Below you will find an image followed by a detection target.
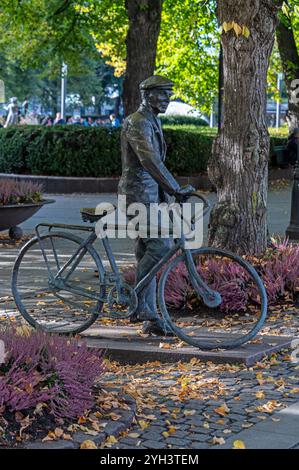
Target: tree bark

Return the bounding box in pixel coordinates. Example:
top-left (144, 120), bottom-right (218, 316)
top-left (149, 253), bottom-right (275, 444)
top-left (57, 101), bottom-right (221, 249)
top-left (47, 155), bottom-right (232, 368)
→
top-left (276, 13), bottom-right (299, 131)
top-left (208, 0), bottom-right (278, 255)
top-left (122, 0), bottom-right (163, 116)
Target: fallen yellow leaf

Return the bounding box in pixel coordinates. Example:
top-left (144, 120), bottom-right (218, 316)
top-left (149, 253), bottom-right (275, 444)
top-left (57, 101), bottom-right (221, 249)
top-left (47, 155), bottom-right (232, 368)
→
top-left (106, 435), bottom-right (118, 444)
top-left (168, 426), bottom-right (176, 434)
top-left (80, 440), bottom-right (97, 449)
top-left (233, 440), bottom-right (246, 449)
top-left (138, 420), bottom-right (149, 430)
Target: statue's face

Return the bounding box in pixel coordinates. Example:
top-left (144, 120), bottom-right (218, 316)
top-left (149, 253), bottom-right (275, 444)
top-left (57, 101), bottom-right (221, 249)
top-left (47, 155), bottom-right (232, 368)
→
top-left (146, 88), bottom-right (173, 114)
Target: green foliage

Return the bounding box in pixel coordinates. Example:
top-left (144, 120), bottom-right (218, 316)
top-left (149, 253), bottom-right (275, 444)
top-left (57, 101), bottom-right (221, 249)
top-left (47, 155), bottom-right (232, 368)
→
top-left (0, 126), bottom-right (288, 178)
top-left (0, 0), bottom-right (99, 76)
top-left (22, 126), bottom-right (121, 177)
top-left (0, 126), bottom-right (39, 172)
top-left (271, 0), bottom-right (299, 96)
top-left (0, 0), bottom-right (219, 113)
top-left (163, 127), bottom-right (212, 175)
top-left (2, 0), bottom-right (295, 117)
top-left (157, 0), bottom-right (219, 114)
top-left (160, 115), bottom-right (209, 126)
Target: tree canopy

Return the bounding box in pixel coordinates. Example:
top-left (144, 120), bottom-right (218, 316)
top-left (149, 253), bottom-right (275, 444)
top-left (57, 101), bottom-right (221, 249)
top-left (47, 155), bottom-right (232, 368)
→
top-left (0, 0), bottom-right (297, 114)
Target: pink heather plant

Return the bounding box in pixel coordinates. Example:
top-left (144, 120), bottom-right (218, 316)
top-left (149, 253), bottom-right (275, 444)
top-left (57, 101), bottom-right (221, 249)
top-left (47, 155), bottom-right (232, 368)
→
top-left (0, 328), bottom-right (104, 419)
top-left (0, 179), bottom-right (42, 205)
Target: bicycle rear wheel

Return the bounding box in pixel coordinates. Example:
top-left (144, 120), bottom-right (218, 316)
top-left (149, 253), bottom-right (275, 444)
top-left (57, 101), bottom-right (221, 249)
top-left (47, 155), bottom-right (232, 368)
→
top-left (158, 247), bottom-right (267, 349)
top-left (12, 232), bottom-right (105, 334)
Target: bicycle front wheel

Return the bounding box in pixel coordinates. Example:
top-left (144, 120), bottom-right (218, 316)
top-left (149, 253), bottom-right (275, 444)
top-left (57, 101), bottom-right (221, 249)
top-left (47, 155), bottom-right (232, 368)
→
top-left (12, 232), bottom-right (105, 334)
top-left (158, 247), bottom-right (267, 349)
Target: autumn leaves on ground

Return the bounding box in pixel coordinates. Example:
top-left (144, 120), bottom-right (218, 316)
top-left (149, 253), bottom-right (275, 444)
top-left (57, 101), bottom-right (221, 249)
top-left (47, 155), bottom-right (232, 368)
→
top-left (2, 321), bottom-right (299, 450)
top-left (100, 353), bottom-right (299, 450)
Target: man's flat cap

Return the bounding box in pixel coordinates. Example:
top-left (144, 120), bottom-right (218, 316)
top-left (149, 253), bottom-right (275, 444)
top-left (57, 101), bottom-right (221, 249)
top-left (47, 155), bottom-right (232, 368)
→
top-left (139, 75), bottom-right (174, 90)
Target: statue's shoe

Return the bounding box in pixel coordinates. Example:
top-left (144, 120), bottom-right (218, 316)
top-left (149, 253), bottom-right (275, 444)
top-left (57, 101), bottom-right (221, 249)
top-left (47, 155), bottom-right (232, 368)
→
top-left (129, 308), bottom-right (157, 324)
top-left (141, 319), bottom-right (175, 336)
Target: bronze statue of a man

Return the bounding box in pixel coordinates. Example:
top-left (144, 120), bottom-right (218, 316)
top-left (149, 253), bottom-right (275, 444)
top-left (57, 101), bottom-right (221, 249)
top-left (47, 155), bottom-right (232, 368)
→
top-left (118, 75), bottom-right (194, 335)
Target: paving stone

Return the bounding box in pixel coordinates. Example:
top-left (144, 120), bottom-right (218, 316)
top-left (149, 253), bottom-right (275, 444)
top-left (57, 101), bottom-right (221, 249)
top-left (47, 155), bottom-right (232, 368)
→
top-left (237, 372), bottom-right (255, 379)
top-left (188, 433), bottom-right (210, 443)
top-left (105, 421), bottom-right (127, 436)
top-left (25, 440), bottom-right (76, 449)
top-left (175, 417), bottom-right (191, 424)
top-left (187, 425), bottom-right (210, 434)
top-left (227, 413), bottom-right (246, 421)
top-left (209, 423), bottom-right (230, 430)
top-left (119, 437), bottom-right (140, 446)
top-left (142, 440), bottom-right (166, 449)
top-left (190, 442), bottom-right (209, 449)
top-left (164, 437), bottom-right (189, 447)
top-left (72, 431), bottom-right (106, 446)
top-left (248, 417), bottom-right (264, 424)
top-left (205, 400), bottom-right (226, 406)
top-left (140, 431), bottom-right (163, 441)
top-left (168, 431), bottom-right (188, 439)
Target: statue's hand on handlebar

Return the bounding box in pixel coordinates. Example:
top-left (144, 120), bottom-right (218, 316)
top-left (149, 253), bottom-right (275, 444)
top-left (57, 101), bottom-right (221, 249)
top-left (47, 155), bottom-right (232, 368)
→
top-left (175, 184), bottom-right (196, 202)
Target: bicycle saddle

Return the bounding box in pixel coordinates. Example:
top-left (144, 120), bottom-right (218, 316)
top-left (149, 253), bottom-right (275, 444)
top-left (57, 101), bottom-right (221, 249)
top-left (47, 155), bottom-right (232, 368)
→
top-left (80, 204), bottom-right (116, 223)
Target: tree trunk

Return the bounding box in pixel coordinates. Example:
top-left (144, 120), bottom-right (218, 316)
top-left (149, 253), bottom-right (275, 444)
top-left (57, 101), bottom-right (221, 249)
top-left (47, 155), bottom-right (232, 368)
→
top-left (208, 0), bottom-right (278, 255)
top-left (122, 0), bottom-right (163, 116)
top-left (276, 13), bottom-right (299, 131)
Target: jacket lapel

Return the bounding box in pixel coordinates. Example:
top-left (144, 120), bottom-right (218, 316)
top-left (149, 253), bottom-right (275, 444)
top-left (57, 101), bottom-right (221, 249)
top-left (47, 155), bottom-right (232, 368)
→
top-left (139, 105), bottom-right (166, 159)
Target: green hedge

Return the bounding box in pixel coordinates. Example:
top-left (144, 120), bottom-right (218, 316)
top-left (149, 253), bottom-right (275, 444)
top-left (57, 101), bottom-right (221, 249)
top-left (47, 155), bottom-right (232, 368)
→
top-left (160, 115), bottom-right (209, 126)
top-left (0, 125), bottom-right (287, 178)
top-left (0, 125), bottom-right (211, 177)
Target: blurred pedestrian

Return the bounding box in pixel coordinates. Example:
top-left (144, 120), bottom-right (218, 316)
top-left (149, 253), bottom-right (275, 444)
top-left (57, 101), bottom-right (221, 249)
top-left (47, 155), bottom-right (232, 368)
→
top-left (87, 117), bottom-right (94, 126)
top-left (109, 113), bottom-right (120, 128)
top-left (54, 112), bottom-right (65, 125)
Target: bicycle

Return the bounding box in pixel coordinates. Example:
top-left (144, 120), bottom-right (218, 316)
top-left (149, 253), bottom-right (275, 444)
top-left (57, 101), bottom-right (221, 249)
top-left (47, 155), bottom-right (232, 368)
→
top-left (12, 193), bottom-right (268, 350)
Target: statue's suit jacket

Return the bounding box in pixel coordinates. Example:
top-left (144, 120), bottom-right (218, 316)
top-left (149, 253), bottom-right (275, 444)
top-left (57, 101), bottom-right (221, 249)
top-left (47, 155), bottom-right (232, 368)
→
top-left (118, 104), bottom-right (180, 206)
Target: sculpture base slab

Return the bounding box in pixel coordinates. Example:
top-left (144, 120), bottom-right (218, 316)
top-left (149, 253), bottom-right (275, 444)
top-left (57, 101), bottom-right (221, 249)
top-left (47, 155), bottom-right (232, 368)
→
top-left (81, 325), bottom-right (293, 367)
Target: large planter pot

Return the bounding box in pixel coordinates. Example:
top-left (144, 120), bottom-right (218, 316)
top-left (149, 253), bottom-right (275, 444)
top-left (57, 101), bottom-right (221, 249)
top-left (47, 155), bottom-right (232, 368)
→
top-left (0, 199), bottom-right (55, 239)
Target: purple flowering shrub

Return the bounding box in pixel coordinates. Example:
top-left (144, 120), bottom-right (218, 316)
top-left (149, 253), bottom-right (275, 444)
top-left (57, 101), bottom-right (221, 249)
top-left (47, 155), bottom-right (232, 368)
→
top-left (0, 328), bottom-right (104, 419)
top-left (196, 257), bottom-right (250, 312)
top-left (122, 239), bottom-right (299, 312)
top-left (0, 179), bottom-right (42, 205)
top-left (163, 261), bottom-right (192, 308)
top-left (258, 239), bottom-right (299, 303)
